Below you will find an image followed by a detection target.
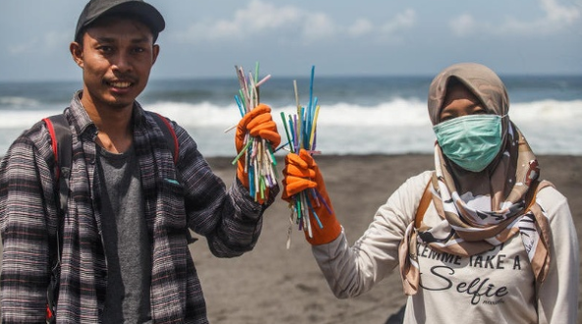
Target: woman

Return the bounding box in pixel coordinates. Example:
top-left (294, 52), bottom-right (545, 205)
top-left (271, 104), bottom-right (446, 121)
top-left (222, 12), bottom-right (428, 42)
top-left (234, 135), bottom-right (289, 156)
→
top-left (282, 63), bottom-right (578, 323)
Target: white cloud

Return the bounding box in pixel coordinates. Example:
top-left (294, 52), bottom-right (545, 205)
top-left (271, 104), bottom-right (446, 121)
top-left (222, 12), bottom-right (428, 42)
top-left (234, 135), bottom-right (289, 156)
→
top-left (449, 0), bottom-right (580, 37)
top-left (347, 19), bottom-right (374, 37)
top-left (171, 0), bottom-right (301, 42)
top-left (171, 0), bottom-right (415, 44)
top-left (301, 13), bottom-right (336, 41)
top-left (450, 14), bottom-right (477, 37)
top-left (380, 9), bottom-right (417, 34)
top-left (233, 0), bottom-right (302, 32)
top-left (541, 0), bottom-right (580, 23)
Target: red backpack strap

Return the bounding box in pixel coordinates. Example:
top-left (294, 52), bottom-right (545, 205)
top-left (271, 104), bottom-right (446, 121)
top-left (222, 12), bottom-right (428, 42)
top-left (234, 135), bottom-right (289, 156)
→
top-left (42, 114), bottom-right (71, 323)
top-left (43, 115), bottom-right (72, 212)
top-left (152, 113), bottom-right (179, 164)
top-left (43, 117), bottom-right (60, 179)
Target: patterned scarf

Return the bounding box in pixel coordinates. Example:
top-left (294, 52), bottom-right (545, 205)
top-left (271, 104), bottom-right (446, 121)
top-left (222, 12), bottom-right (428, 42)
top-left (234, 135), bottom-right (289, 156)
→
top-left (398, 63), bottom-right (552, 296)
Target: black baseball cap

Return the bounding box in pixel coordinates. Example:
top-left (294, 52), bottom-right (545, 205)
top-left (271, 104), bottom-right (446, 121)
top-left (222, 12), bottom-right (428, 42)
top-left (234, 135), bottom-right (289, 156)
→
top-left (75, 0), bottom-right (165, 42)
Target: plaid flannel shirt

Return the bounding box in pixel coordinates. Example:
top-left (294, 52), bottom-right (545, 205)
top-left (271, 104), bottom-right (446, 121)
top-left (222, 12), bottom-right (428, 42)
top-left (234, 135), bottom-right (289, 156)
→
top-left (0, 91), bottom-right (277, 323)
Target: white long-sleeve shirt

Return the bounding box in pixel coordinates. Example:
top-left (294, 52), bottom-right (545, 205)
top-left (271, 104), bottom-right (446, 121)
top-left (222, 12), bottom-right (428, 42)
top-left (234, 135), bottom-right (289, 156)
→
top-left (313, 171), bottom-right (579, 324)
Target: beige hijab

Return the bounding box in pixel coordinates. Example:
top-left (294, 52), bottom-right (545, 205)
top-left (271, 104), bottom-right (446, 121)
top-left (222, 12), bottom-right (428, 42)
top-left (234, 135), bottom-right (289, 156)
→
top-left (399, 63), bottom-right (551, 296)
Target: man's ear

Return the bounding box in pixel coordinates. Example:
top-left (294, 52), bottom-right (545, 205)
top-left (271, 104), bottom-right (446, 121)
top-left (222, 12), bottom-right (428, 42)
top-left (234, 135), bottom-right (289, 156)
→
top-left (152, 44), bottom-right (160, 66)
top-left (70, 41), bottom-right (84, 68)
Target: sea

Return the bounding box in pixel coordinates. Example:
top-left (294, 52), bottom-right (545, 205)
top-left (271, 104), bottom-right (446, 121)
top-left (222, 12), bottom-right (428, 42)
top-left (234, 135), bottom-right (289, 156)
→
top-left (1, 75), bottom-right (581, 157)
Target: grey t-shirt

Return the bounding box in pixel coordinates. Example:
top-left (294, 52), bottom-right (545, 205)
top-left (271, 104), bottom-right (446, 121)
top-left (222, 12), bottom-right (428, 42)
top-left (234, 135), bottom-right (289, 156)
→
top-left (97, 145), bottom-right (152, 323)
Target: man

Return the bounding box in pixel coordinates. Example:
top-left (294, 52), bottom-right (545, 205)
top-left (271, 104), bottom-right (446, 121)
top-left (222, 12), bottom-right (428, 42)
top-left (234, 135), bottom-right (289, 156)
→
top-left (0, 0), bottom-right (280, 322)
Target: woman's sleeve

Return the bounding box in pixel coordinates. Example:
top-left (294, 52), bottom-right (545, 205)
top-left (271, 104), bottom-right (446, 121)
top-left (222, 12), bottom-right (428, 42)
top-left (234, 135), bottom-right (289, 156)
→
top-left (312, 171), bottom-right (432, 298)
top-left (536, 187), bottom-right (579, 323)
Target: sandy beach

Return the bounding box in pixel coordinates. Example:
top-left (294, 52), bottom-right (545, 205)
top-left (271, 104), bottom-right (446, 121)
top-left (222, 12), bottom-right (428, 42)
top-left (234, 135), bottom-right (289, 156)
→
top-left (0, 154), bottom-right (580, 323)
top-left (198, 154), bottom-right (582, 324)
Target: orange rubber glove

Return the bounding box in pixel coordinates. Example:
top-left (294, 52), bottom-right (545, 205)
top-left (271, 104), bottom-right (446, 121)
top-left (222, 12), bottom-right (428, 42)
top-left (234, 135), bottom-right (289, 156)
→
top-left (235, 104), bottom-right (281, 189)
top-left (282, 149), bottom-right (342, 245)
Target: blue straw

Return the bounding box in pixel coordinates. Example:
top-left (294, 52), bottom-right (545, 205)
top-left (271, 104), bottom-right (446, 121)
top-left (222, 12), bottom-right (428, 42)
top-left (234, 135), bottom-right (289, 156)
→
top-left (304, 193), bottom-right (323, 229)
top-left (234, 95), bottom-right (245, 118)
top-left (308, 65), bottom-right (315, 112)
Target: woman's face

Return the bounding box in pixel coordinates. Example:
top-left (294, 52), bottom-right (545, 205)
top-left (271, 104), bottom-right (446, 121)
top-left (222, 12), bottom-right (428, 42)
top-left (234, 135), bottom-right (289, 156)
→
top-left (439, 82), bottom-right (487, 123)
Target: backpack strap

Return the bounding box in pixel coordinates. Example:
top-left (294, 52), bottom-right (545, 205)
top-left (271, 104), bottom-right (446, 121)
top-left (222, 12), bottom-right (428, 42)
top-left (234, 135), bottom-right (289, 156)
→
top-left (43, 115), bottom-right (72, 212)
top-left (414, 177), bottom-right (434, 228)
top-left (152, 113), bottom-right (179, 164)
top-left (42, 115), bottom-right (71, 324)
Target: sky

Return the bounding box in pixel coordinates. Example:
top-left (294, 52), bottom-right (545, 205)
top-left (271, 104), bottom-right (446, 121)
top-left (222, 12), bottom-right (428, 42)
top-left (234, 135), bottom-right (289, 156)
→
top-left (1, 0), bottom-right (581, 82)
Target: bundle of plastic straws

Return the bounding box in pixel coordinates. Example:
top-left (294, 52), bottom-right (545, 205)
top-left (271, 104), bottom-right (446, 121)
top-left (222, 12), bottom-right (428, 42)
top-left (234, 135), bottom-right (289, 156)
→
top-left (281, 66), bottom-right (329, 248)
top-left (230, 63), bottom-right (278, 202)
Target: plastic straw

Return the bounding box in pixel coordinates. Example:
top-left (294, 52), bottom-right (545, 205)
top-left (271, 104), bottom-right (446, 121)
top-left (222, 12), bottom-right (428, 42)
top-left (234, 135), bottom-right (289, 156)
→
top-left (281, 65), bottom-right (330, 246)
top-left (231, 63), bottom-right (278, 202)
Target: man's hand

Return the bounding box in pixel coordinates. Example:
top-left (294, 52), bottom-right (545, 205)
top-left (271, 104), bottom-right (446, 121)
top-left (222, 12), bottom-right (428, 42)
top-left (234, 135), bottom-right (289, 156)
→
top-left (235, 104), bottom-right (280, 198)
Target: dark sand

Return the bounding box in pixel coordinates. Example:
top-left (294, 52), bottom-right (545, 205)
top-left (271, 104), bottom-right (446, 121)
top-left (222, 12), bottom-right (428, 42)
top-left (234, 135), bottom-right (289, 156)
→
top-left (1, 154), bottom-right (580, 323)
top-left (196, 154), bottom-right (582, 324)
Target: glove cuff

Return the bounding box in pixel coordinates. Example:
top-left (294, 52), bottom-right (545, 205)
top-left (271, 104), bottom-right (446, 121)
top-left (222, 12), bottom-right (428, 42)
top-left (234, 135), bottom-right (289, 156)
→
top-left (304, 208), bottom-right (342, 245)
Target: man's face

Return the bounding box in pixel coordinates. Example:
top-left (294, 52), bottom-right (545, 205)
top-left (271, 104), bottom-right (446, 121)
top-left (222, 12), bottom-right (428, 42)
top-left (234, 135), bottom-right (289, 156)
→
top-left (71, 17), bottom-right (159, 111)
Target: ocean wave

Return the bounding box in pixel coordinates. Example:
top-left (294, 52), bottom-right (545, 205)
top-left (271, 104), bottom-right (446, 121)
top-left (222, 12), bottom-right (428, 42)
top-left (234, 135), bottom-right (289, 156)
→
top-left (0, 98), bottom-right (580, 156)
top-left (0, 98), bottom-right (580, 128)
top-left (144, 98), bottom-right (582, 129)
